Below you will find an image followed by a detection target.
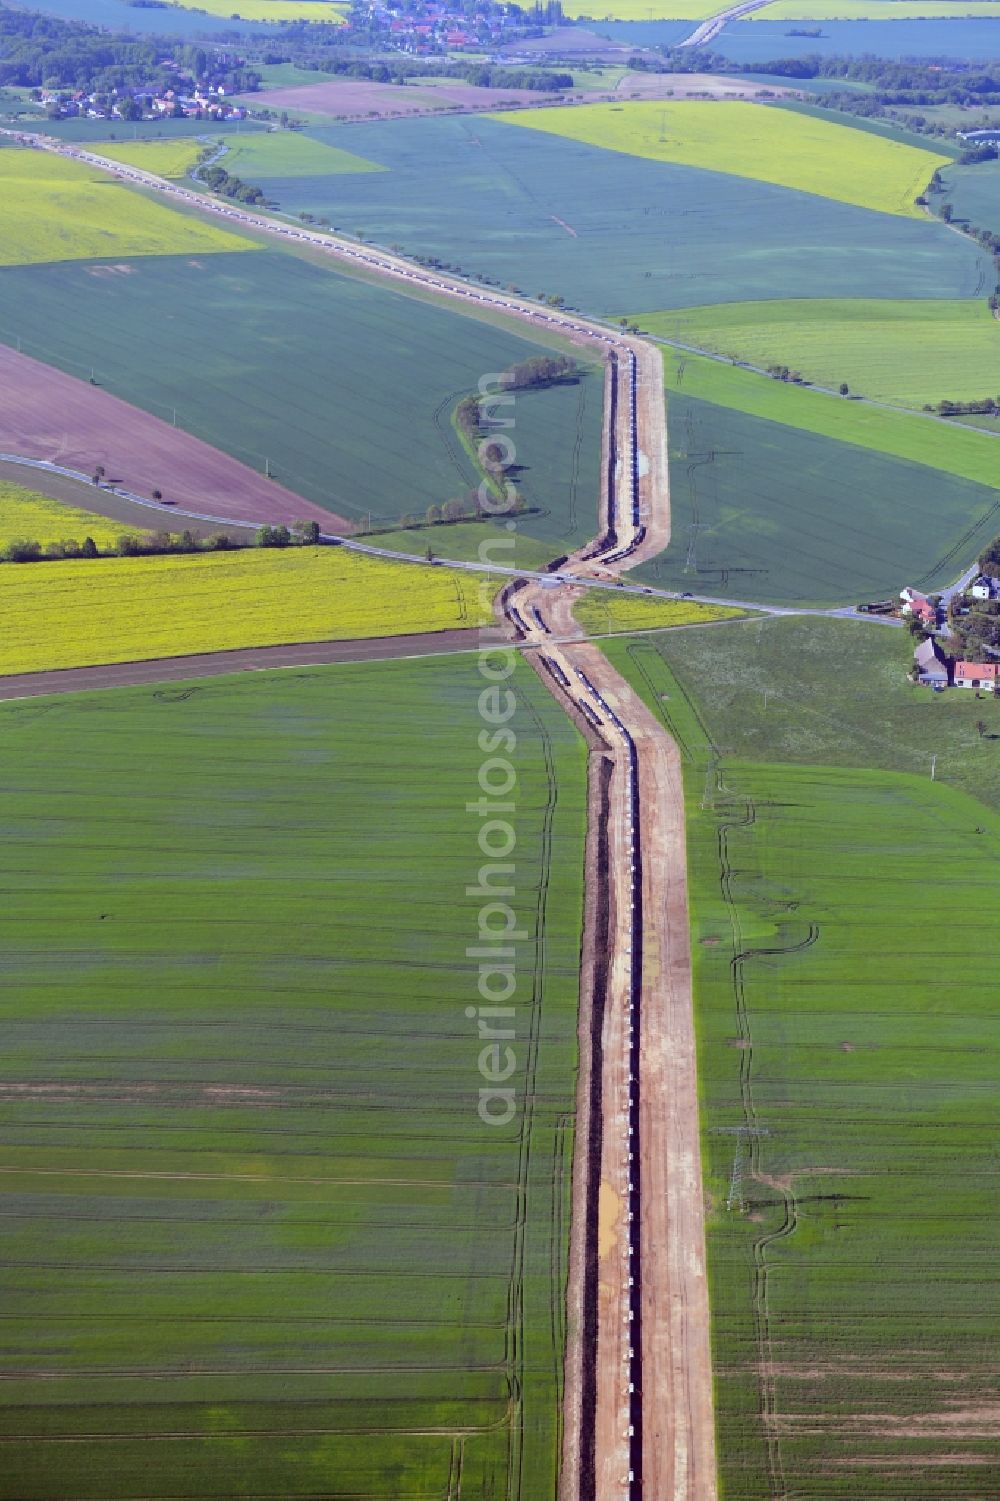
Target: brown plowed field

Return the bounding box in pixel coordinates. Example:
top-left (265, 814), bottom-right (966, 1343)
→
top-left (255, 79), bottom-right (564, 119)
top-left (0, 346), bottom-right (347, 532)
top-left (0, 628), bottom-right (479, 700)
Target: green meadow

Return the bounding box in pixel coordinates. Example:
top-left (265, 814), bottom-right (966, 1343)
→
top-left (0, 655), bottom-right (587, 1499)
top-left (639, 298), bottom-right (1000, 408)
top-left (604, 633), bottom-right (1000, 1498)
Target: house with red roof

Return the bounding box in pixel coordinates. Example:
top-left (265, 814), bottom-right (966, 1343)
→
top-left (954, 661), bottom-right (1000, 690)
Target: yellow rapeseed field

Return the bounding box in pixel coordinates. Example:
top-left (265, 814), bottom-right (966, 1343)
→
top-left (0, 546), bottom-right (492, 675)
top-left (574, 591), bottom-right (744, 635)
top-left (491, 101), bottom-right (948, 218)
top-left (172, 0), bottom-right (347, 20)
top-left (0, 482), bottom-right (142, 551)
top-left (0, 148), bottom-right (254, 267)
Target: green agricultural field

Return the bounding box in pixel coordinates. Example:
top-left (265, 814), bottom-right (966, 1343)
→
top-left (603, 633), bottom-right (1000, 1498)
top-left (213, 130), bottom-right (385, 179)
top-left (638, 298), bottom-right (1000, 407)
top-left (0, 250), bottom-right (602, 547)
top-left (619, 614), bottom-right (1000, 810)
top-left (0, 654), bottom-right (587, 1499)
top-left (753, 0), bottom-right (1000, 16)
top-left (94, 132), bottom-right (383, 181)
top-left (634, 391), bottom-right (1000, 605)
top-left (561, 0), bottom-right (720, 14)
top-left (940, 156), bottom-right (1000, 237)
top-left (363, 520), bottom-right (564, 571)
top-left (661, 347), bottom-right (1000, 488)
top-left (490, 101), bottom-right (948, 218)
top-left (0, 147), bottom-right (254, 267)
top-left (256, 116), bottom-right (987, 315)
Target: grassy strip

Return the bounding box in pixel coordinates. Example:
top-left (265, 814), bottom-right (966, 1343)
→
top-left (637, 298), bottom-right (999, 409)
top-left (661, 347), bottom-right (1000, 489)
top-left (572, 590), bottom-right (744, 635)
top-left (0, 545), bottom-right (493, 674)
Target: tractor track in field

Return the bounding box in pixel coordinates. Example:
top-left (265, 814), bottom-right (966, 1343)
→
top-left (0, 129), bottom-right (719, 1501)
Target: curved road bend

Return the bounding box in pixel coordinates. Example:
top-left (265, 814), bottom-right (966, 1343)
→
top-left (5, 130), bottom-right (724, 1500)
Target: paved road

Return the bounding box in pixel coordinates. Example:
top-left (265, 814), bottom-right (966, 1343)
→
top-left (677, 0), bottom-right (774, 48)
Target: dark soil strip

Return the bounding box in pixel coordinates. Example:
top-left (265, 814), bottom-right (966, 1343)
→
top-left (0, 629), bottom-right (482, 700)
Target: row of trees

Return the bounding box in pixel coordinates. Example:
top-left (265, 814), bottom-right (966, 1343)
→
top-left (2, 528), bottom-right (217, 563)
top-left (3, 518), bottom-right (322, 563)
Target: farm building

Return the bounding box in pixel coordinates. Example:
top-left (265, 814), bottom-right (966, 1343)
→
top-left (970, 574), bottom-right (1000, 601)
top-left (913, 636), bottom-right (952, 687)
top-left (954, 661), bottom-right (1000, 690)
top-left (900, 586), bottom-right (940, 628)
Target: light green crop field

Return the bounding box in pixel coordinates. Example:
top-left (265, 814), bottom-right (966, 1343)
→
top-left (662, 347), bottom-right (1000, 489)
top-left (491, 100), bottom-right (948, 218)
top-left (0, 147), bottom-right (254, 266)
top-left (0, 655), bottom-right (586, 1499)
top-left (361, 521), bottom-right (563, 572)
top-left (573, 590), bottom-right (745, 634)
top-left (92, 138), bottom-right (205, 178)
top-left (0, 546), bottom-right (492, 675)
top-left (640, 298), bottom-right (1000, 408)
top-left (604, 633), bottom-right (1000, 1498)
top-left (93, 133), bottom-right (382, 181)
top-left (216, 131), bottom-right (385, 178)
top-left (0, 481), bottom-right (142, 552)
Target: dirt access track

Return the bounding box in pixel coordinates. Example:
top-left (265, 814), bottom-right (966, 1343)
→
top-left (0, 345), bottom-right (343, 533)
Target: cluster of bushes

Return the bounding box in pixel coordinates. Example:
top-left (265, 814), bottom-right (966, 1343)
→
top-left (199, 162), bottom-right (266, 206)
top-left (254, 521), bottom-right (321, 547)
top-left (934, 397), bottom-right (1000, 417)
top-left (504, 354), bottom-right (579, 389)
